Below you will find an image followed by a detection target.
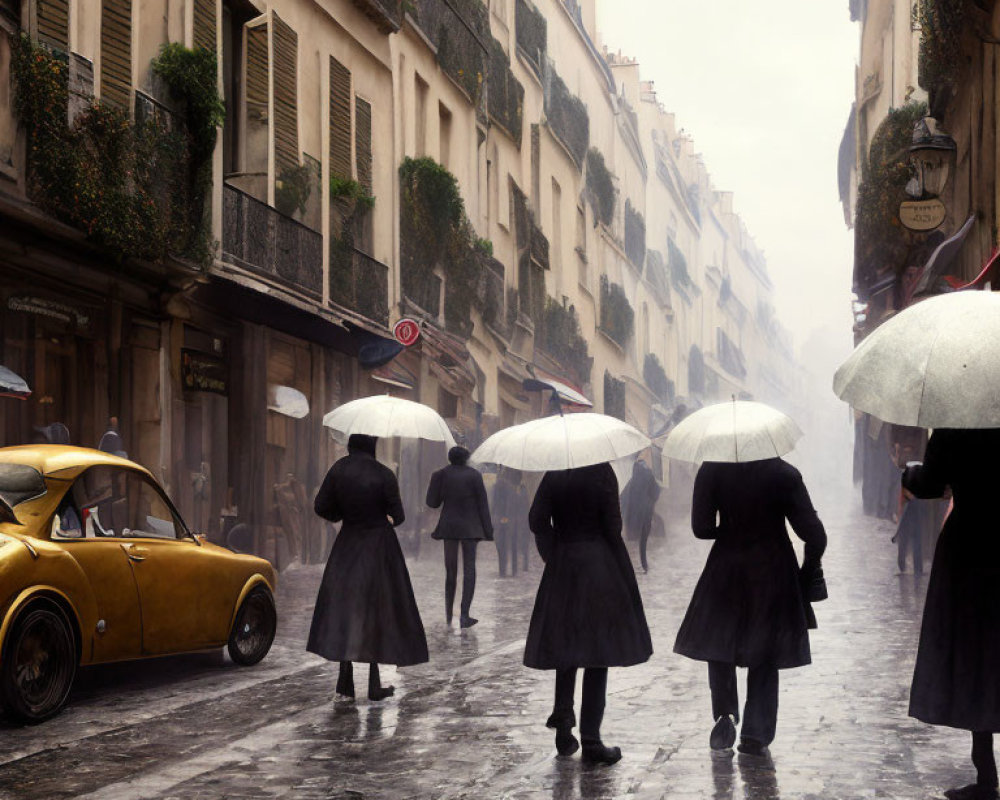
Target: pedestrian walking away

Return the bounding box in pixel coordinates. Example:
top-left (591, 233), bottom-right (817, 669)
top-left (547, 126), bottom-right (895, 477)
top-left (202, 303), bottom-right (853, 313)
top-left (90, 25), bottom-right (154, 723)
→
top-left (621, 456), bottom-right (661, 572)
top-left (426, 445), bottom-right (494, 628)
top-left (903, 428), bottom-right (1000, 800)
top-left (307, 434), bottom-right (429, 701)
top-left (524, 462), bottom-right (653, 765)
top-left (673, 458), bottom-right (827, 757)
top-left (493, 467), bottom-right (525, 576)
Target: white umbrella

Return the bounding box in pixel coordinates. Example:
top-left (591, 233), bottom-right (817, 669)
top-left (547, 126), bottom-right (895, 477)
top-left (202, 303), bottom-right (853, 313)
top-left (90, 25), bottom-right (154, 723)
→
top-left (0, 365), bottom-right (30, 399)
top-left (323, 395), bottom-right (457, 448)
top-left (833, 290), bottom-right (1000, 428)
top-left (470, 412), bottom-right (650, 472)
top-left (662, 400), bottom-right (802, 464)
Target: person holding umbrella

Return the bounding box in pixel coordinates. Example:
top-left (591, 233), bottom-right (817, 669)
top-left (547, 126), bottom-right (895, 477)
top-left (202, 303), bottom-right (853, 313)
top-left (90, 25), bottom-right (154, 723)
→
top-left (307, 432), bottom-right (429, 701)
top-left (834, 291), bottom-right (1000, 800)
top-left (472, 411), bottom-right (654, 764)
top-left (426, 445), bottom-right (493, 628)
top-left (666, 400), bottom-right (828, 757)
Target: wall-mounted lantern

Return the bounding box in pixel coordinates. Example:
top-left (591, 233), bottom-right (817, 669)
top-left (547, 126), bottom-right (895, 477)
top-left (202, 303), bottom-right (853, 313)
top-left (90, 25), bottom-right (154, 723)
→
top-left (908, 116), bottom-right (956, 198)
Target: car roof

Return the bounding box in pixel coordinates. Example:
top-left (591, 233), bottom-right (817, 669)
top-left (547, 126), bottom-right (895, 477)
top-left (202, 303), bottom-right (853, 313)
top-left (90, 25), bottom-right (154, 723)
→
top-left (0, 445), bottom-right (154, 479)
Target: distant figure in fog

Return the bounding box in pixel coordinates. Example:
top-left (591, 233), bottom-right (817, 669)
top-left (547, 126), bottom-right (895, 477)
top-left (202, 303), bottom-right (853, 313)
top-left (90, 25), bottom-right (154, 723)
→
top-left (426, 446), bottom-right (493, 628)
top-left (673, 458), bottom-right (827, 757)
top-left (903, 429), bottom-right (1000, 800)
top-left (307, 434), bottom-right (428, 701)
top-left (621, 456), bottom-right (661, 573)
top-left (893, 487), bottom-right (929, 575)
top-left (493, 467), bottom-right (528, 576)
top-left (525, 462), bottom-right (652, 764)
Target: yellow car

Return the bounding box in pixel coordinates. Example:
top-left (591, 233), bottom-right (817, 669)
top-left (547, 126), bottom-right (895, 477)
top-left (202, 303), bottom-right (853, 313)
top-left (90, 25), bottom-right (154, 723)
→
top-left (0, 446), bottom-right (277, 722)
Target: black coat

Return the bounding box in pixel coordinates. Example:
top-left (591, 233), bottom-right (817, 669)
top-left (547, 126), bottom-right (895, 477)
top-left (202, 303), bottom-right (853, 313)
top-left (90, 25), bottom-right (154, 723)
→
top-left (307, 450), bottom-right (429, 667)
top-left (903, 428), bottom-right (1000, 731)
top-left (622, 460), bottom-right (661, 540)
top-left (523, 463), bottom-right (653, 670)
top-left (673, 459), bottom-right (827, 670)
top-left (426, 464), bottom-right (494, 541)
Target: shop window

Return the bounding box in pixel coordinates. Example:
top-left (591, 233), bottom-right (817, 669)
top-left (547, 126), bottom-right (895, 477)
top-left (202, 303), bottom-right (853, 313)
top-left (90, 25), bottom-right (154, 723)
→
top-left (438, 387), bottom-right (459, 419)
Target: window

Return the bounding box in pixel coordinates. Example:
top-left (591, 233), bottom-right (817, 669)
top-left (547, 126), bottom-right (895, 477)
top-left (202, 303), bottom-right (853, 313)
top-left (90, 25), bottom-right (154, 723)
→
top-left (438, 101), bottom-right (452, 170)
top-left (63, 467), bottom-right (185, 540)
top-left (415, 73), bottom-right (429, 157)
top-left (551, 177), bottom-right (562, 273)
top-left (222, 0), bottom-right (262, 176)
top-left (438, 388), bottom-right (459, 419)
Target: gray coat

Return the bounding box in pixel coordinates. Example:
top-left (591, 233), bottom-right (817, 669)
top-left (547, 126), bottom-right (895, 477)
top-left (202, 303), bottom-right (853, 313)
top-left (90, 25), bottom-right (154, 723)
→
top-left (426, 464), bottom-right (494, 541)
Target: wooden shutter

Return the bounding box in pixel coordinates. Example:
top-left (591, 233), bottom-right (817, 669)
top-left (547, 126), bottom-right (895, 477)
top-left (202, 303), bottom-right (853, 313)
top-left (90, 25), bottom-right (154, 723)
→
top-left (0, 0), bottom-right (20, 26)
top-left (271, 12), bottom-right (298, 175)
top-left (328, 56), bottom-right (351, 180)
top-left (355, 97), bottom-right (372, 196)
top-left (245, 22), bottom-right (269, 120)
top-left (100, 0), bottom-right (132, 109)
top-left (35, 0), bottom-right (69, 50)
top-left (193, 0), bottom-right (216, 51)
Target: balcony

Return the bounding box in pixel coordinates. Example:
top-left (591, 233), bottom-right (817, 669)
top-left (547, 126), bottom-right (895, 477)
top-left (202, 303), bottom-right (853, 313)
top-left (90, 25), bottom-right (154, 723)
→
top-left (349, 0), bottom-right (402, 33)
top-left (598, 275), bottom-right (634, 350)
top-left (330, 245), bottom-right (391, 327)
top-left (222, 184), bottom-right (323, 300)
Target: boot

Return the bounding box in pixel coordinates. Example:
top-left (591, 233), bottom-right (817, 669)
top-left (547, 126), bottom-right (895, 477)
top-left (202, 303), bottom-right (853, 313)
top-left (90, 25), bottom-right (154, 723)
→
top-left (336, 661), bottom-right (355, 698)
top-left (367, 663), bottom-right (395, 702)
top-left (581, 739), bottom-right (622, 765)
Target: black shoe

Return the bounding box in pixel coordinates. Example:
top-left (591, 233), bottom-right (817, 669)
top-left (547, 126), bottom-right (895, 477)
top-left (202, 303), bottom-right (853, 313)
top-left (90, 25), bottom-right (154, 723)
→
top-left (710, 714), bottom-right (737, 750)
top-left (944, 785), bottom-right (1000, 800)
top-left (581, 741), bottom-right (622, 764)
top-left (368, 685), bottom-right (395, 702)
top-left (546, 710), bottom-right (577, 729)
top-left (737, 738), bottom-right (769, 757)
top-left (555, 726), bottom-right (579, 756)
top-left (336, 663), bottom-right (355, 698)
top-left (460, 615), bottom-right (478, 628)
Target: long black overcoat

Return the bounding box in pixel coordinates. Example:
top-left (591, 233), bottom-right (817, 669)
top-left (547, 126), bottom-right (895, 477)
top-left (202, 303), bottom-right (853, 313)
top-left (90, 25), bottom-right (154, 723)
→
top-left (621, 460), bottom-right (661, 541)
top-left (673, 458), bottom-right (827, 670)
top-left (426, 464), bottom-right (494, 541)
top-left (523, 463), bottom-right (653, 670)
top-left (307, 450), bottom-right (429, 667)
top-left (903, 428), bottom-right (1000, 731)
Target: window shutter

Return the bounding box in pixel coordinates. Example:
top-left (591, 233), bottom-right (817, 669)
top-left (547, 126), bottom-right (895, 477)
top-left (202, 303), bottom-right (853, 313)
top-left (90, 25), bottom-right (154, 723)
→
top-left (193, 0), bottom-right (216, 51)
top-left (271, 12), bottom-right (298, 175)
top-left (355, 97), bottom-right (372, 196)
top-left (328, 56), bottom-right (351, 181)
top-left (100, 0), bottom-right (132, 109)
top-left (245, 22), bottom-right (269, 121)
top-left (35, 0), bottom-right (69, 49)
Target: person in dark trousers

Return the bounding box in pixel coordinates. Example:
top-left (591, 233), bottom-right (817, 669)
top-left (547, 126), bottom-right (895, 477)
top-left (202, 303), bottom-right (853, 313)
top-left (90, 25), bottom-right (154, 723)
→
top-left (426, 446), bottom-right (493, 628)
top-left (903, 428), bottom-right (1000, 800)
top-left (307, 434), bottom-right (428, 701)
top-left (893, 487), bottom-right (929, 575)
top-left (493, 467), bottom-right (524, 576)
top-left (525, 462), bottom-right (653, 764)
top-left (673, 458), bottom-right (827, 757)
top-left (621, 457), bottom-right (661, 572)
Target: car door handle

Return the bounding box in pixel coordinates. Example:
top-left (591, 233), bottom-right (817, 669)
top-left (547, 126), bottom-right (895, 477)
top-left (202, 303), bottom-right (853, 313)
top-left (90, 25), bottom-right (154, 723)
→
top-left (121, 543), bottom-right (149, 562)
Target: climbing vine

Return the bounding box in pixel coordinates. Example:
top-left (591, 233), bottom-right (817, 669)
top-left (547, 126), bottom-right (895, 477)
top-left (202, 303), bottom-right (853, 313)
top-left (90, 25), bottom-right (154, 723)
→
top-left (917, 0), bottom-right (965, 96)
top-left (537, 297), bottom-right (592, 384)
top-left (586, 147), bottom-right (616, 228)
top-left (599, 275), bottom-right (634, 349)
top-left (643, 353), bottom-right (674, 405)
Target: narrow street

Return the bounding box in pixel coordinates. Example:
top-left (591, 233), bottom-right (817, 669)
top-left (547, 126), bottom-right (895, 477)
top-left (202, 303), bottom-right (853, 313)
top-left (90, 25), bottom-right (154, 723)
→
top-left (0, 495), bottom-right (970, 800)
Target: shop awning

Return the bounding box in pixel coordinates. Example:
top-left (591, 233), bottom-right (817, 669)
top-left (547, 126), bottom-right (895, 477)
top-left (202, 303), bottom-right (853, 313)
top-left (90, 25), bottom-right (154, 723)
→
top-left (525, 374), bottom-right (592, 408)
top-left (0, 366), bottom-right (30, 399)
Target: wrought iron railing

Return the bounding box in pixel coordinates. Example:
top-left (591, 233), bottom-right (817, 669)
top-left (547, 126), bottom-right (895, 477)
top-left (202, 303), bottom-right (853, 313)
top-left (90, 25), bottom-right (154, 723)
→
top-left (330, 245), bottom-right (390, 326)
top-left (222, 183), bottom-right (323, 299)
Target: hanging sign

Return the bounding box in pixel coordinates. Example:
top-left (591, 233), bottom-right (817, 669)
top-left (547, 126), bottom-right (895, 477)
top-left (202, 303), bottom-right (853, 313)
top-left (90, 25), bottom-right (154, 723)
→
top-left (393, 318), bottom-right (421, 347)
top-left (899, 199), bottom-right (947, 231)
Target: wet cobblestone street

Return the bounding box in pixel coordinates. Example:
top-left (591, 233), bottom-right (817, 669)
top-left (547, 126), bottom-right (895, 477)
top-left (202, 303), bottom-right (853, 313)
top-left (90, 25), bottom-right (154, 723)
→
top-left (0, 494), bottom-right (976, 799)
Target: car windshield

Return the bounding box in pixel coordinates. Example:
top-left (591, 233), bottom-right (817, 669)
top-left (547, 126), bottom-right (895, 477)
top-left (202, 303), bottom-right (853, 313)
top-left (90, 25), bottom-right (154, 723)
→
top-left (0, 463), bottom-right (47, 524)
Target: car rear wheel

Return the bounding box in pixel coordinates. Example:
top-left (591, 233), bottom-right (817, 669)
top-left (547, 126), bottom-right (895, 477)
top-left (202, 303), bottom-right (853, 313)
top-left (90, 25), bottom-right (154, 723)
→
top-left (227, 586), bottom-right (276, 666)
top-left (0, 601), bottom-right (77, 723)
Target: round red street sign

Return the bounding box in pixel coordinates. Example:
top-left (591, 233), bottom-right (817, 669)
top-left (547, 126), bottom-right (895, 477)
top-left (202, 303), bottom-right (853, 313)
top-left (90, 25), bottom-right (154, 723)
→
top-left (393, 318), bottom-right (421, 347)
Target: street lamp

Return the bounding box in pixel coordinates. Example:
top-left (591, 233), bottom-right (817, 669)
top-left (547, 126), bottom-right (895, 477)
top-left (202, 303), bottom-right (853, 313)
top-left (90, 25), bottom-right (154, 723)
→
top-left (909, 116), bottom-right (956, 198)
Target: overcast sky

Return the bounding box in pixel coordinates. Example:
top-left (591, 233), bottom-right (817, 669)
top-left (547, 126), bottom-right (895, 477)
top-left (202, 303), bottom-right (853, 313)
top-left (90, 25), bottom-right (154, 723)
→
top-left (596, 0), bottom-right (858, 361)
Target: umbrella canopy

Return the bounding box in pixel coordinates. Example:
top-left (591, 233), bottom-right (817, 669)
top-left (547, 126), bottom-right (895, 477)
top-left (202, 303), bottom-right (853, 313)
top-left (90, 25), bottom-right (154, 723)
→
top-left (662, 400), bottom-right (802, 464)
top-left (470, 412), bottom-right (650, 472)
top-left (833, 290), bottom-right (1000, 428)
top-left (267, 385), bottom-right (309, 419)
top-left (322, 395), bottom-right (457, 448)
top-left (0, 365), bottom-right (30, 399)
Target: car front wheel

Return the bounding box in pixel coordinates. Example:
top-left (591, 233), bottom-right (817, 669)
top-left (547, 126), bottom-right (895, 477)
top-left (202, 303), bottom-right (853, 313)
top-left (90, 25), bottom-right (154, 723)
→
top-left (227, 586), bottom-right (276, 666)
top-left (0, 601), bottom-right (77, 723)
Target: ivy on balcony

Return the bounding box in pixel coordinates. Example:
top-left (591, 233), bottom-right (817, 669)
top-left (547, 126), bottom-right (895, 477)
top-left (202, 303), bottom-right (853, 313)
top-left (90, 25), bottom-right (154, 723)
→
top-left (399, 156), bottom-right (490, 337)
top-left (545, 67), bottom-right (589, 169)
top-left (11, 37), bottom-right (221, 266)
top-left (487, 37), bottom-right (524, 145)
top-left (854, 101), bottom-right (927, 297)
top-left (645, 248), bottom-right (671, 307)
top-left (667, 237), bottom-right (694, 296)
top-left (537, 296), bottom-right (592, 385)
top-left (624, 199), bottom-right (646, 268)
top-left (643, 353), bottom-right (674, 406)
top-left (586, 147), bottom-right (616, 228)
top-left (411, 0), bottom-right (489, 108)
top-left (515, 0), bottom-right (546, 78)
top-left (917, 0), bottom-right (965, 98)
top-left (599, 275), bottom-right (634, 349)
top-left (604, 371), bottom-right (626, 421)
top-left (329, 174), bottom-right (379, 318)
